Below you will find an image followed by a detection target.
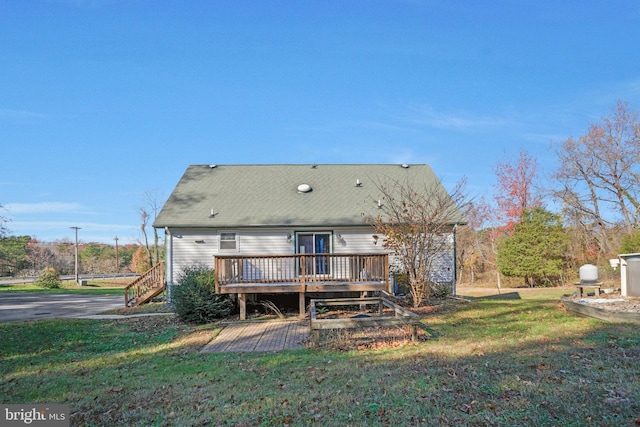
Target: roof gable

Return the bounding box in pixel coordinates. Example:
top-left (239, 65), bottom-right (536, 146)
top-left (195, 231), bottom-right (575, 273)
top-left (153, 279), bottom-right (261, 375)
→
top-left (154, 164), bottom-right (462, 228)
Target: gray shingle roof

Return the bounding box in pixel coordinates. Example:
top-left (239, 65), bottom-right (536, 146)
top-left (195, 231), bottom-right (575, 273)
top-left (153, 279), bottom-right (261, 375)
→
top-left (154, 164), bottom-right (463, 228)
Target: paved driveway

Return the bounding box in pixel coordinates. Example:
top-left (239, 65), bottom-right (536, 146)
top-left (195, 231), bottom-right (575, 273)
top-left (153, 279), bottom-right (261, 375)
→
top-left (0, 292), bottom-right (124, 322)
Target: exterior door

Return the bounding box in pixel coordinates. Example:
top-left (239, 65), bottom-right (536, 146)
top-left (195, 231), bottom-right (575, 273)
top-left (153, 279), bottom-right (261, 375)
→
top-left (627, 258), bottom-right (640, 297)
top-left (296, 232), bottom-right (331, 275)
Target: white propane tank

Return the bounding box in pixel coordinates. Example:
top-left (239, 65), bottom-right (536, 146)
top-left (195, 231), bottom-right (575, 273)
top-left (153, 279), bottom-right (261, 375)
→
top-left (579, 264), bottom-right (599, 284)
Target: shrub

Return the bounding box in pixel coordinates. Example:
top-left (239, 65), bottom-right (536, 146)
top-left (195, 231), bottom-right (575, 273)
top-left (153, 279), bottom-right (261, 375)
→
top-left (36, 267), bottom-right (61, 289)
top-left (171, 266), bottom-right (233, 323)
top-left (429, 282), bottom-right (452, 298)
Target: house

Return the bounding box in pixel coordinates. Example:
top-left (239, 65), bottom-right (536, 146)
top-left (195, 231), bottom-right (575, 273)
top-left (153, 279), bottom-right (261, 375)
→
top-left (153, 164), bottom-right (464, 319)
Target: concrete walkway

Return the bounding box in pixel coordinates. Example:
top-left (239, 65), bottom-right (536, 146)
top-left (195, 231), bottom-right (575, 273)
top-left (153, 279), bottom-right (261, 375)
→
top-left (201, 320), bottom-right (309, 353)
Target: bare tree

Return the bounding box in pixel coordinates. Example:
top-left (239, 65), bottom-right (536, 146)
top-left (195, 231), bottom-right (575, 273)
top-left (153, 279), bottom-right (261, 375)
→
top-left (369, 177), bottom-right (468, 308)
top-left (456, 198), bottom-right (505, 290)
top-left (553, 100), bottom-right (640, 258)
top-left (25, 240), bottom-right (56, 275)
top-left (494, 149), bottom-right (542, 232)
top-left (139, 190), bottom-right (164, 267)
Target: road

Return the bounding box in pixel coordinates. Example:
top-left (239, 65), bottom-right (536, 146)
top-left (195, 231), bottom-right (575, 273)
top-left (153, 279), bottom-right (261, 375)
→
top-left (0, 292), bottom-right (124, 322)
top-left (0, 273), bottom-right (139, 285)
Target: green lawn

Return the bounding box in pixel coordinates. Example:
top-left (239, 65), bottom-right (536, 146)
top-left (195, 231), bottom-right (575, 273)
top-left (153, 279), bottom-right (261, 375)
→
top-left (1, 289), bottom-right (638, 426)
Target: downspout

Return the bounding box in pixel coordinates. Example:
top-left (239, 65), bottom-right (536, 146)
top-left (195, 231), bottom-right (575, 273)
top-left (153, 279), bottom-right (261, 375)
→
top-left (452, 224), bottom-right (457, 296)
top-left (165, 227), bottom-right (173, 304)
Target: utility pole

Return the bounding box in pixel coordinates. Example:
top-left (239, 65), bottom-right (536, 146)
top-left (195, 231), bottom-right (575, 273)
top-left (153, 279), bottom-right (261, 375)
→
top-left (114, 236), bottom-right (119, 274)
top-left (70, 226), bottom-right (81, 285)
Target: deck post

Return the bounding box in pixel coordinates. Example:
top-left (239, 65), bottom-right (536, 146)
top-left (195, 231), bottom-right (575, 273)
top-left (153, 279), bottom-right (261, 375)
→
top-left (299, 255), bottom-right (306, 319)
top-left (384, 254), bottom-right (391, 293)
top-left (299, 292), bottom-right (306, 319)
top-left (238, 293), bottom-right (247, 320)
top-left (360, 291), bottom-right (367, 311)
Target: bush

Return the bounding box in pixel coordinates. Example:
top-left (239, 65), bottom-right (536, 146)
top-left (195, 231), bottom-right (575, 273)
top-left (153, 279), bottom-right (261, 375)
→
top-left (429, 282), bottom-right (452, 298)
top-left (171, 266), bottom-right (233, 323)
top-left (36, 267), bottom-right (61, 289)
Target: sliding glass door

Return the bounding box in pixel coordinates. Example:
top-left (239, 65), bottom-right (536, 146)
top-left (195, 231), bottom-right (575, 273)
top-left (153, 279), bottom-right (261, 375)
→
top-left (296, 232), bottom-right (331, 276)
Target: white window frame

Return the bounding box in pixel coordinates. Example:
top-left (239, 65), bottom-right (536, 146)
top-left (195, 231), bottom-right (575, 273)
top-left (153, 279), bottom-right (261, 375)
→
top-left (296, 231), bottom-right (332, 276)
top-left (218, 231), bottom-right (239, 252)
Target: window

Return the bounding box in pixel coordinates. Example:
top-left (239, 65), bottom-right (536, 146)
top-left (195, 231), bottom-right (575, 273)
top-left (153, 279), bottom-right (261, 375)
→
top-left (219, 232), bottom-right (238, 251)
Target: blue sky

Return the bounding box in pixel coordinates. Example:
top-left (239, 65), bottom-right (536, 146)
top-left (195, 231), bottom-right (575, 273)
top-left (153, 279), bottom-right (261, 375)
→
top-left (2, 1), bottom-right (640, 244)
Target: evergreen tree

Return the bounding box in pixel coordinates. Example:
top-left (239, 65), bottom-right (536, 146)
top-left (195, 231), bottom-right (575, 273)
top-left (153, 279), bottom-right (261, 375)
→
top-left (0, 236), bottom-right (31, 275)
top-left (619, 230), bottom-right (640, 254)
top-left (497, 206), bottom-right (568, 286)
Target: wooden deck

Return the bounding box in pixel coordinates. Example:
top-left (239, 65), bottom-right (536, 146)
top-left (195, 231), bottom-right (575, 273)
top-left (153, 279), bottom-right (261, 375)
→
top-left (215, 254), bottom-right (390, 319)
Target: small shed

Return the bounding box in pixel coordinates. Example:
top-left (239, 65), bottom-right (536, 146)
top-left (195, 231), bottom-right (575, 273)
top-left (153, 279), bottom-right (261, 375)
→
top-left (618, 253), bottom-right (640, 297)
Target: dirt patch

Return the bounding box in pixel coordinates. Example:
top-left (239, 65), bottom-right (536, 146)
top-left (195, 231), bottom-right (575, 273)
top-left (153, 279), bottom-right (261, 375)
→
top-left (315, 324), bottom-right (431, 351)
top-left (311, 296), bottom-right (460, 351)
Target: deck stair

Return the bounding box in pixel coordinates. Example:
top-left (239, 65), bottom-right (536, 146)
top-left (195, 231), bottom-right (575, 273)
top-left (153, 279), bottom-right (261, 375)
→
top-left (124, 261), bottom-right (165, 307)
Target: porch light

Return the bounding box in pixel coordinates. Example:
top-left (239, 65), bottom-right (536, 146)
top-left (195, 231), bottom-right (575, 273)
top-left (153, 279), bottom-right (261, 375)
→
top-left (373, 235), bottom-right (379, 245)
top-left (287, 234), bottom-right (292, 243)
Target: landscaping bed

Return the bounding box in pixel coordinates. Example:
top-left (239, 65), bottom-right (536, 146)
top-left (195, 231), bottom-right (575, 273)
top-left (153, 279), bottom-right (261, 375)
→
top-left (561, 290), bottom-right (640, 324)
top-left (309, 296), bottom-right (422, 347)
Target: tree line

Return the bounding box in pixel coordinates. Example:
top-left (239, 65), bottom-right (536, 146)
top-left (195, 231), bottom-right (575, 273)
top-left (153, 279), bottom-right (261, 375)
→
top-left (0, 237), bottom-right (161, 277)
top-left (457, 100), bottom-right (640, 288)
top-left (0, 190), bottom-right (164, 278)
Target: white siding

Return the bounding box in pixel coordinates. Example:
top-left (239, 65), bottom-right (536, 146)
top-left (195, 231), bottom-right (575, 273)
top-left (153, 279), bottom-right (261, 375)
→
top-left (166, 228), bottom-right (296, 284)
top-left (331, 229), bottom-right (389, 281)
top-left (234, 230), bottom-right (294, 255)
top-left (333, 229), bottom-right (389, 255)
top-left (167, 230), bottom-right (217, 284)
top-left (232, 230), bottom-right (296, 281)
top-left (165, 227), bottom-right (453, 291)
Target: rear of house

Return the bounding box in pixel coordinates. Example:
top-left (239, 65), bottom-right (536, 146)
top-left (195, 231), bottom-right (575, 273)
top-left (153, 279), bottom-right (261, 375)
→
top-left (154, 164), bottom-right (462, 318)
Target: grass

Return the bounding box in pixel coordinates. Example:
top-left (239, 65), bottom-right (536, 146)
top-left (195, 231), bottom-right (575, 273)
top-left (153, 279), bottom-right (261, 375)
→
top-left (0, 279), bottom-right (131, 295)
top-left (1, 288), bottom-right (639, 426)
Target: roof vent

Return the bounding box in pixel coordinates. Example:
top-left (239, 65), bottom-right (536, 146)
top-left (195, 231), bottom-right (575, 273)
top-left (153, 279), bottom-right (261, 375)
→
top-left (209, 164), bottom-right (217, 168)
top-left (355, 179), bottom-right (362, 187)
top-left (401, 164), bottom-right (409, 168)
top-left (297, 184), bottom-right (312, 193)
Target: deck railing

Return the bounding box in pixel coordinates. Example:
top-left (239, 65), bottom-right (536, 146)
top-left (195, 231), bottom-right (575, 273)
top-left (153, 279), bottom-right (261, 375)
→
top-left (214, 253), bottom-right (389, 292)
top-left (124, 261), bottom-right (165, 306)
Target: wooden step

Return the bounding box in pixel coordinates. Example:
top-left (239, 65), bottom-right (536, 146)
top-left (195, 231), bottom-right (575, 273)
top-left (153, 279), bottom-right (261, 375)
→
top-left (132, 285), bottom-right (165, 307)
